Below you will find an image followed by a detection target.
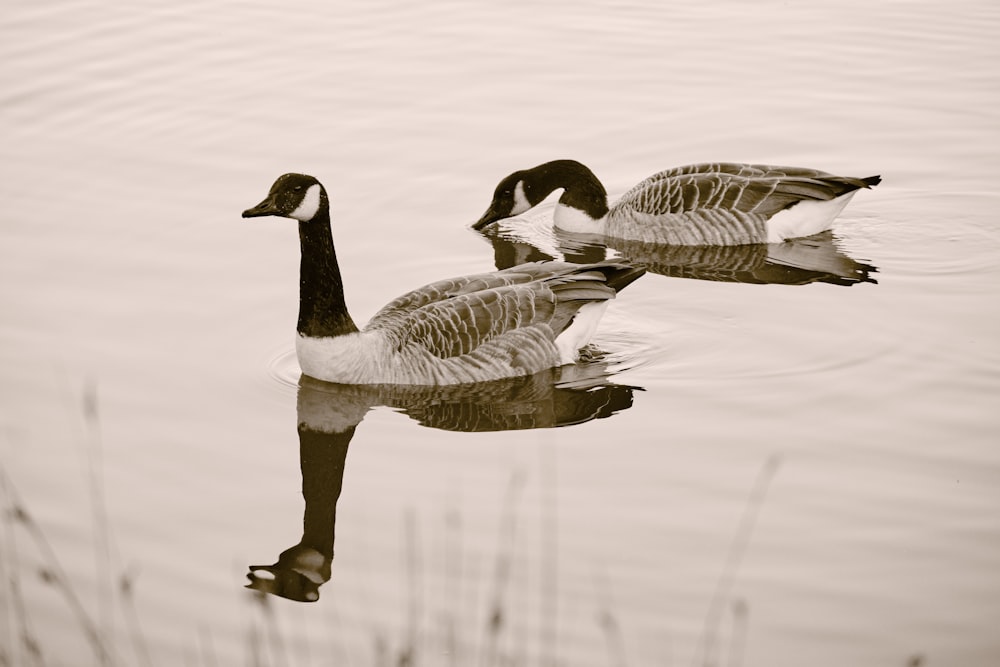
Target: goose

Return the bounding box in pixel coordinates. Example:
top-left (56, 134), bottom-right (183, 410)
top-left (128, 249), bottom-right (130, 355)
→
top-left (242, 173), bottom-right (645, 386)
top-left (472, 160), bottom-right (881, 245)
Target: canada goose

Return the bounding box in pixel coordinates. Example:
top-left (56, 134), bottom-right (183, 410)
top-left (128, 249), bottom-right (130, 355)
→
top-left (473, 160), bottom-right (880, 245)
top-left (242, 173), bottom-right (645, 385)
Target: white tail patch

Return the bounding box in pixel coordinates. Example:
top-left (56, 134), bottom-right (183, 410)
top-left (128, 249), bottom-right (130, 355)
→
top-left (290, 184), bottom-right (322, 221)
top-left (554, 301), bottom-right (609, 364)
top-left (765, 191), bottom-right (857, 243)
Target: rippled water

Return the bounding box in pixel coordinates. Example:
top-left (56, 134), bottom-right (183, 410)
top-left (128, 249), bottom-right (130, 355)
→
top-left (2, 1), bottom-right (999, 666)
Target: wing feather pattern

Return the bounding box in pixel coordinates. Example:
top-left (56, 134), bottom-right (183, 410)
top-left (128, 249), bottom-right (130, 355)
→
top-left (620, 169), bottom-right (871, 217)
top-left (609, 163), bottom-right (880, 245)
top-left (369, 262), bottom-right (643, 365)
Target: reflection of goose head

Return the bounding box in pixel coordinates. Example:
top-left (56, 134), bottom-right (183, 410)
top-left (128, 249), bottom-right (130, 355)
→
top-left (474, 213), bottom-right (610, 271)
top-left (246, 544), bottom-right (330, 603)
top-left (247, 366), bottom-right (640, 602)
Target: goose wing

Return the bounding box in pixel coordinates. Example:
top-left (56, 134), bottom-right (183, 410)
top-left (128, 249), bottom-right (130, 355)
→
top-left (617, 163), bottom-right (878, 218)
top-left (367, 262), bottom-right (642, 360)
top-left (365, 262), bottom-right (574, 333)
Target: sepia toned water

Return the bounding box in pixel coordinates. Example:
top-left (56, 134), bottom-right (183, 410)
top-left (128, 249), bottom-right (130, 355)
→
top-left (2, 1), bottom-right (999, 665)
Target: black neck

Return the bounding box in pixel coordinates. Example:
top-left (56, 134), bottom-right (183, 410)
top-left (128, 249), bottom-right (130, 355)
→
top-left (297, 211), bottom-right (359, 337)
top-left (534, 160), bottom-right (610, 219)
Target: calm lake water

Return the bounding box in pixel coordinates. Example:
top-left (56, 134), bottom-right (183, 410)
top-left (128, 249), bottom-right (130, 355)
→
top-left (2, 1), bottom-right (999, 665)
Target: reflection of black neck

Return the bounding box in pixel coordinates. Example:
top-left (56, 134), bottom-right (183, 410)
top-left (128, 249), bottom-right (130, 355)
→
top-left (297, 212), bottom-right (359, 338)
top-left (246, 424), bottom-right (353, 602)
top-left (298, 425), bottom-right (353, 557)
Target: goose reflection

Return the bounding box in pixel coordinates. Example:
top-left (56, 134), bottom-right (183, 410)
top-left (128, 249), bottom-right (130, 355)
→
top-left (479, 219), bottom-right (877, 287)
top-left (246, 364), bottom-right (638, 602)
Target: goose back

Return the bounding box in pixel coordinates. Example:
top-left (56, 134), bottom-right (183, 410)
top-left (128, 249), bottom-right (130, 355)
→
top-left (609, 163), bottom-right (881, 245)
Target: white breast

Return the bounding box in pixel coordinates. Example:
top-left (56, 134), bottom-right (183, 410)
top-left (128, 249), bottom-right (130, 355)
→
top-left (296, 331), bottom-right (388, 383)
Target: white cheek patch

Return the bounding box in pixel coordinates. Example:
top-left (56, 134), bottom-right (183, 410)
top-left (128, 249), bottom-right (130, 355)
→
top-left (510, 180), bottom-right (532, 215)
top-left (290, 184), bottom-right (322, 221)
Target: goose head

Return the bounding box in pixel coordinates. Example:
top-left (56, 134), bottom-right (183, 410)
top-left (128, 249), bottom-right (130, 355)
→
top-left (472, 159), bottom-right (610, 232)
top-left (243, 173), bottom-right (329, 222)
top-left (242, 172), bottom-right (358, 338)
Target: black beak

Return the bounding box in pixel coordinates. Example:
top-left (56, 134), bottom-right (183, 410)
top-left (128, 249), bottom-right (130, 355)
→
top-left (242, 197), bottom-right (279, 218)
top-left (472, 204), bottom-right (504, 231)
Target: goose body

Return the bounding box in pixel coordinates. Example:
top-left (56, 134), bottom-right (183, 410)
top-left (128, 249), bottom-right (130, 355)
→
top-left (243, 173), bottom-right (644, 386)
top-left (473, 160), bottom-right (881, 245)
